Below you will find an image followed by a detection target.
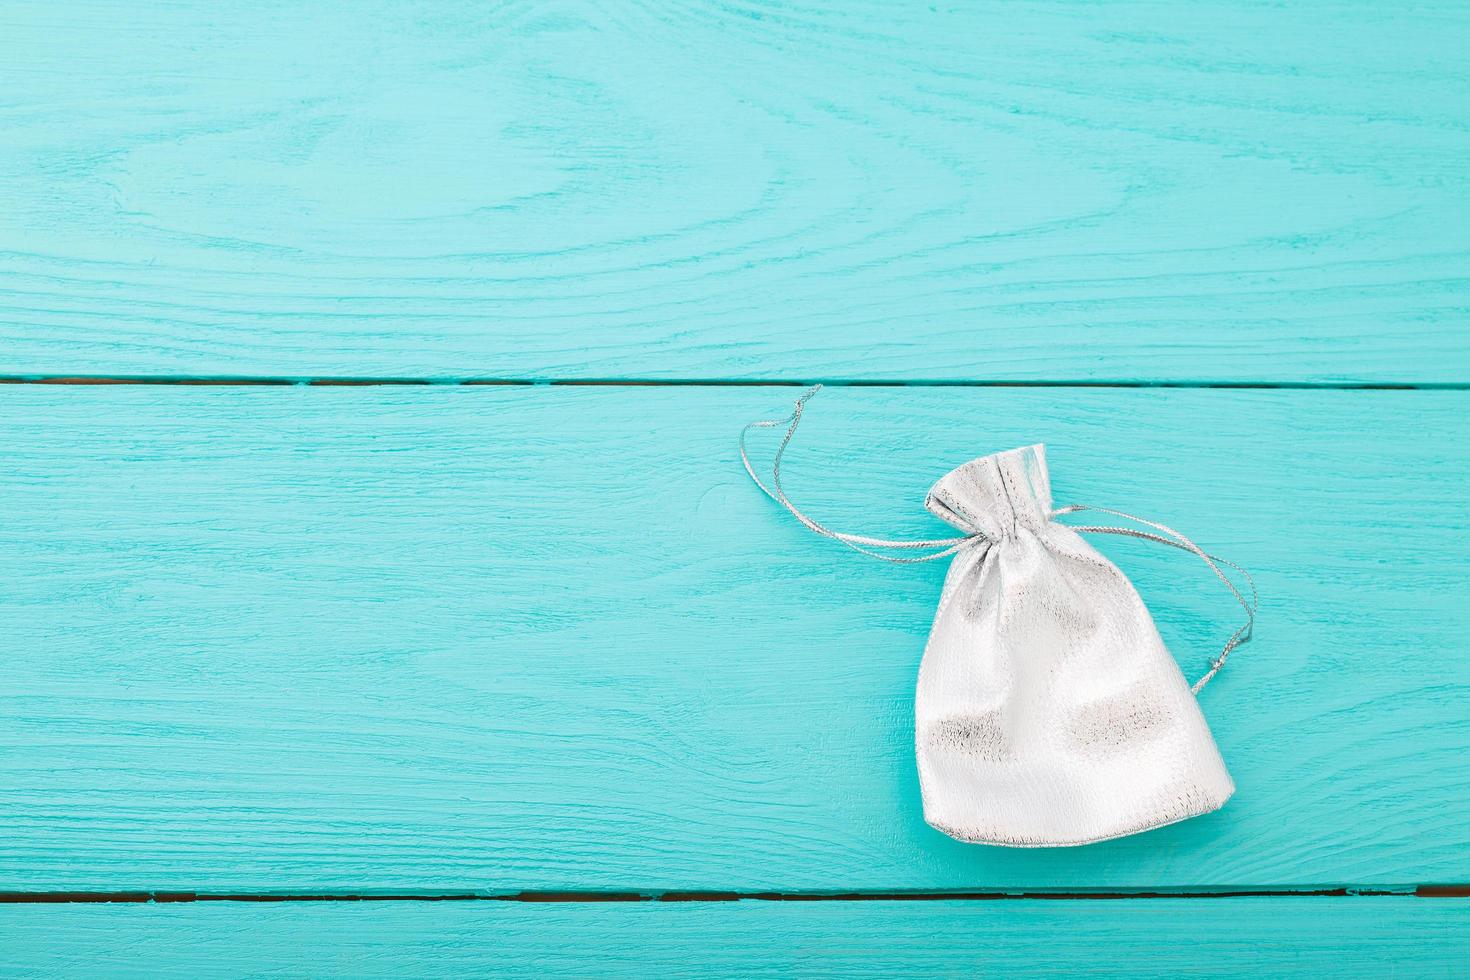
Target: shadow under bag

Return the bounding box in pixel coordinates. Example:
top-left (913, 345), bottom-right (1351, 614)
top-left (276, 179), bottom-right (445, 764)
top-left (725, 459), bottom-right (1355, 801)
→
top-left (741, 387), bottom-right (1256, 847)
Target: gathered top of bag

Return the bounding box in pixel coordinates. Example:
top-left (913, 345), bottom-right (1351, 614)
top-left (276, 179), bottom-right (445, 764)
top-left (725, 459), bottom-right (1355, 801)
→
top-left (927, 444), bottom-right (1052, 540)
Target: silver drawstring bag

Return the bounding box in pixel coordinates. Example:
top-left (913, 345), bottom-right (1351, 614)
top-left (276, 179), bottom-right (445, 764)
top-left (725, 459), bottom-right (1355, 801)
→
top-left (741, 387), bottom-right (1256, 847)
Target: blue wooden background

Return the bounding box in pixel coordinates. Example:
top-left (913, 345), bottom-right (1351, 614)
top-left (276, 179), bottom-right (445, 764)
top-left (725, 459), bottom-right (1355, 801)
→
top-left (1, 0), bottom-right (1467, 975)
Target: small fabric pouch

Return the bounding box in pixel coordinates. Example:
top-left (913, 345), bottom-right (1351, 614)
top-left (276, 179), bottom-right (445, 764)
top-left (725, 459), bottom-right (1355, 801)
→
top-left (741, 387), bottom-right (1255, 847)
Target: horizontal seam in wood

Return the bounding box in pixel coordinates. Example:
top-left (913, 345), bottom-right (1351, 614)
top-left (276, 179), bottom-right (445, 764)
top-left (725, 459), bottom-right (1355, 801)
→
top-left (0, 377), bottom-right (1467, 390)
top-left (0, 887), bottom-right (1462, 904)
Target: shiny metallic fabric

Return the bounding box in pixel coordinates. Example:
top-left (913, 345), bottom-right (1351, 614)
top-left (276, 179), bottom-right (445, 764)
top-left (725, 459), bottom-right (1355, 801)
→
top-left (916, 445), bottom-right (1234, 846)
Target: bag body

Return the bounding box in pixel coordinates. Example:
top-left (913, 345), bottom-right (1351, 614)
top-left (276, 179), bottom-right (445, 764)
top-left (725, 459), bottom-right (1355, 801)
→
top-left (916, 444), bottom-right (1233, 846)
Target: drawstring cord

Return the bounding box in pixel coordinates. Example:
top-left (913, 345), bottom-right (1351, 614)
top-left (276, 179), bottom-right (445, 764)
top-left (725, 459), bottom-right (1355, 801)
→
top-left (740, 385), bottom-right (977, 563)
top-left (1053, 504), bottom-right (1256, 694)
top-left (740, 385), bottom-right (1256, 693)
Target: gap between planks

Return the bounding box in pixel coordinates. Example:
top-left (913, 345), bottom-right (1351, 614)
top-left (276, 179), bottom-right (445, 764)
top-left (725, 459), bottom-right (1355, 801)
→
top-left (0, 377), bottom-right (1466, 390)
top-left (1, 887), bottom-right (1466, 904)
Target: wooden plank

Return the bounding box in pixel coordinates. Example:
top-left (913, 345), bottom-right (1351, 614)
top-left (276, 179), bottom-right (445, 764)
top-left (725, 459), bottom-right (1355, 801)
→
top-left (2, 2), bottom-right (1468, 382)
top-left (0, 385), bottom-right (1466, 892)
top-left (0, 899), bottom-right (1466, 977)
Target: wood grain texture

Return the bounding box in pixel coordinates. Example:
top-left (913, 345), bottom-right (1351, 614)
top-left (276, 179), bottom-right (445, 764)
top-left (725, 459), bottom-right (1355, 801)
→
top-left (3, 1), bottom-right (1468, 381)
top-left (0, 385), bottom-right (1465, 892)
top-left (1, 899), bottom-right (1467, 978)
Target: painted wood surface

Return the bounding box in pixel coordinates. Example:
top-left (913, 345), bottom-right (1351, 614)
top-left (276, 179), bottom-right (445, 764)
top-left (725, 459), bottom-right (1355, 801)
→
top-left (1, 899), bottom-right (1466, 978)
top-left (1, 384), bottom-right (1464, 893)
top-left (3, 1), bottom-right (1468, 381)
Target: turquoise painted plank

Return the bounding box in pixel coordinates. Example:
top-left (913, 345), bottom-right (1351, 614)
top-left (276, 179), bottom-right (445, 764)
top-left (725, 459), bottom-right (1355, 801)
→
top-left (0, 899), bottom-right (1466, 977)
top-left (2, 1), bottom-right (1467, 381)
top-left (0, 386), bottom-right (1466, 892)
